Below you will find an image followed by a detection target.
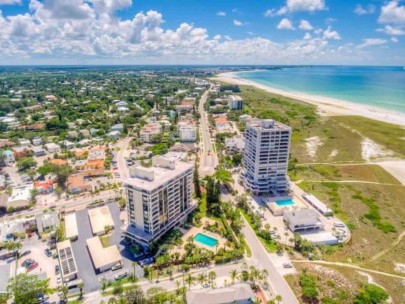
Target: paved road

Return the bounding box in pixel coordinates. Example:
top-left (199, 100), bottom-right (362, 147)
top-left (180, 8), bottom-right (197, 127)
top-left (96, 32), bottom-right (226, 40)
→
top-left (198, 86), bottom-right (218, 176)
top-left (242, 218), bottom-right (299, 304)
top-left (116, 138), bottom-right (131, 180)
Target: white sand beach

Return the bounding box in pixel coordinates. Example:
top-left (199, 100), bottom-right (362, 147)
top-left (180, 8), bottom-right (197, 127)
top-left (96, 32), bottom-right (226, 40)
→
top-left (212, 72), bottom-right (405, 128)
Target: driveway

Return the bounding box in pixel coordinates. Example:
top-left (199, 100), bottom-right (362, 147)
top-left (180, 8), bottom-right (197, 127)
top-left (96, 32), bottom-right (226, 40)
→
top-left (71, 209), bottom-right (100, 292)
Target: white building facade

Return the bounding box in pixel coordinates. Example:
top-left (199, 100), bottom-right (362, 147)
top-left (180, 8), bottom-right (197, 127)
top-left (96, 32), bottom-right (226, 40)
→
top-left (242, 119), bottom-right (291, 195)
top-left (121, 155), bottom-right (195, 246)
top-left (228, 95), bottom-right (243, 110)
top-left (178, 122), bottom-right (197, 142)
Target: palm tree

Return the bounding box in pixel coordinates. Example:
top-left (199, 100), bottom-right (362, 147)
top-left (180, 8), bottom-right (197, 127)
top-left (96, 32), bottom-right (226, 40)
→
top-left (196, 273), bottom-right (206, 288)
top-left (185, 274), bottom-right (194, 290)
top-left (275, 295), bottom-right (282, 304)
top-left (59, 285), bottom-right (69, 302)
top-left (230, 269), bottom-right (238, 285)
top-left (175, 280), bottom-right (181, 295)
top-left (101, 278), bottom-right (108, 293)
top-left (78, 282), bottom-right (84, 298)
top-left (131, 262), bottom-right (137, 282)
top-left (208, 271), bottom-right (216, 287)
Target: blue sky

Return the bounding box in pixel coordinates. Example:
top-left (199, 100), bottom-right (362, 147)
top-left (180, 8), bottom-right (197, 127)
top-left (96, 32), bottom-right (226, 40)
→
top-left (0, 0), bottom-right (404, 65)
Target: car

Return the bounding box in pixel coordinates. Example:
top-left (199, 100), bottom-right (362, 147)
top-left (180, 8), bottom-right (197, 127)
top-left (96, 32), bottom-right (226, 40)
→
top-left (114, 272), bottom-right (128, 281)
top-left (56, 276), bottom-right (62, 284)
top-left (334, 222), bottom-right (345, 228)
top-left (45, 249), bottom-right (52, 257)
top-left (26, 262), bottom-right (38, 272)
top-left (21, 259), bottom-right (35, 267)
top-left (283, 263), bottom-right (293, 268)
top-left (55, 265), bottom-right (60, 274)
top-left (53, 252), bottom-right (58, 259)
top-left (111, 263), bottom-right (123, 271)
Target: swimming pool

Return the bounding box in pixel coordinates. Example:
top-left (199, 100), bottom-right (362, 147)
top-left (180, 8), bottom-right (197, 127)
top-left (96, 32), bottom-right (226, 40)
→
top-left (194, 233), bottom-right (218, 248)
top-left (275, 199), bottom-right (295, 206)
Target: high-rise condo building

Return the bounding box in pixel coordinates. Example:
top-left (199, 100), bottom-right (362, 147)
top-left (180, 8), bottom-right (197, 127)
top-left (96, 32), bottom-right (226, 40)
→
top-left (242, 119), bottom-right (291, 195)
top-left (121, 155), bottom-right (195, 246)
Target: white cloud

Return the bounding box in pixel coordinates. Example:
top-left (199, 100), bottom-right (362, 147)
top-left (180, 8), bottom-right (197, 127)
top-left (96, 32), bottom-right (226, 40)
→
top-left (281, 0), bottom-right (326, 14)
top-left (233, 19), bottom-right (242, 26)
top-left (277, 18), bottom-right (294, 30)
top-left (354, 4), bottom-right (375, 15)
top-left (323, 26), bottom-right (341, 40)
top-left (216, 11), bottom-right (226, 17)
top-left (357, 38), bottom-right (387, 49)
top-left (377, 25), bottom-right (405, 36)
top-left (303, 32), bottom-right (312, 40)
top-left (0, 0), bottom-right (21, 4)
top-left (299, 19), bottom-right (313, 30)
top-left (213, 34), bottom-right (221, 40)
top-left (379, 1), bottom-right (405, 25)
top-left (391, 37), bottom-right (399, 43)
top-left (264, 7), bottom-right (288, 17)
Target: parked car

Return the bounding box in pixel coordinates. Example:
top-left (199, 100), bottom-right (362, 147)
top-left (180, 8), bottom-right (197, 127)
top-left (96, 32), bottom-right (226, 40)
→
top-left (26, 262), bottom-right (38, 272)
top-left (114, 272), bottom-right (128, 281)
top-left (283, 263), bottom-right (293, 268)
top-left (45, 249), bottom-right (52, 257)
top-left (111, 263), bottom-right (123, 271)
top-left (138, 257), bottom-right (153, 267)
top-left (53, 252), bottom-right (58, 259)
top-left (334, 222), bottom-right (345, 228)
top-left (55, 265), bottom-right (60, 275)
top-left (21, 259), bottom-right (35, 267)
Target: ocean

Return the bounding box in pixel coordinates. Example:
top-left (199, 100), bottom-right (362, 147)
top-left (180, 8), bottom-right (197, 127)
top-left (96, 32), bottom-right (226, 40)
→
top-left (236, 66), bottom-right (405, 114)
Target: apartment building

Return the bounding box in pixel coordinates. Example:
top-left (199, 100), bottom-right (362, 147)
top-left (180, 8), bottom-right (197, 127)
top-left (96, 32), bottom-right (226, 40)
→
top-left (228, 95), bottom-right (243, 110)
top-left (242, 119), bottom-right (291, 195)
top-left (178, 121), bottom-right (197, 142)
top-left (140, 123), bottom-right (162, 143)
top-left (121, 155), bottom-right (195, 246)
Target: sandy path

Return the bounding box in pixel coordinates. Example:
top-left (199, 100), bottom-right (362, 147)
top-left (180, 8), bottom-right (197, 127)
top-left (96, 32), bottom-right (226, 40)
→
top-left (212, 72), bottom-right (405, 128)
top-left (375, 160), bottom-right (405, 186)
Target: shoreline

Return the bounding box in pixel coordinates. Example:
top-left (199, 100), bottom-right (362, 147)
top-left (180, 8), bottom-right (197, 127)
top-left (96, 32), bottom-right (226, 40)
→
top-left (212, 72), bottom-right (405, 128)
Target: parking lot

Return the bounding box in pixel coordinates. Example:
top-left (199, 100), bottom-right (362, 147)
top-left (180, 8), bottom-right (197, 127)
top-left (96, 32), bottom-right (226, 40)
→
top-left (71, 202), bottom-right (143, 292)
top-left (20, 236), bottom-right (59, 289)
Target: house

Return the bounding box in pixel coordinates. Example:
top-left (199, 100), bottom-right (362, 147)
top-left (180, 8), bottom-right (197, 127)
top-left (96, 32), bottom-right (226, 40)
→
top-left (19, 139), bottom-right (31, 147)
top-left (32, 146), bottom-right (47, 157)
top-left (73, 160), bottom-right (87, 170)
top-left (239, 114), bottom-right (252, 123)
top-left (32, 137), bottom-right (43, 146)
top-left (87, 147), bottom-right (105, 169)
top-left (111, 124), bottom-right (124, 132)
top-left (25, 123), bottom-right (45, 131)
top-left (214, 117), bottom-right (232, 133)
top-left (79, 129), bottom-right (91, 138)
top-left (176, 104), bottom-right (193, 114)
top-left (0, 185), bottom-right (33, 211)
top-left (2, 150), bottom-right (15, 165)
top-left (170, 142), bottom-right (195, 153)
top-left (115, 101), bottom-right (128, 107)
top-left (140, 123), bottom-right (162, 143)
top-left (224, 137), bottom-right (245, 154)
top-left (67, 131), bottom-right (78, 139)
top-left (117, 107), bottom-right (129, 113)
top-left (45, 143), bottom-right (61, 154)
top-left (88, 206), bottom-right (114, 236)
top-left (108, 131), bottom-right (120, 139)
top-left (63, 140), bottom-right (75, 150)
top-left (67, 174), bottom-right (91, 193)
top-left (50, 159), bottom-right (67, 166)
top-left (45, 95), bottom-right (57, 101)
top-left (283, 209), bottom-right (325, 232)
top-left (12, 146), bottom-right (30, 159)
top-left (34, 180), bottom-right (54, 194)
top-left (35, 211), bottom-right (59, 234)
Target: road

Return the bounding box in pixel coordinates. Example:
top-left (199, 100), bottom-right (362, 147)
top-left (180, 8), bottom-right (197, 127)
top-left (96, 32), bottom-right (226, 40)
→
top-left (115, 138), bottom-right (131, 180)
top-left (242, 218), bottom-right (299, 304)
top-left (198, 86), bottom-right (218, 176)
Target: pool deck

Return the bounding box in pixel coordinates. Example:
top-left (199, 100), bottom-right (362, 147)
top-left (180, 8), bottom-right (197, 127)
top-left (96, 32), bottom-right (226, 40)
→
top-left (264, 195), bottom-right (307, 216)
top-left (171, 218), bottom-right (227, 255)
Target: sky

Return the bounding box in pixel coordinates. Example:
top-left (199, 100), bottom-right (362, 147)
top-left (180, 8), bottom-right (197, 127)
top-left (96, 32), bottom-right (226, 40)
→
top-left (0, 0), bottom-right (404, 65)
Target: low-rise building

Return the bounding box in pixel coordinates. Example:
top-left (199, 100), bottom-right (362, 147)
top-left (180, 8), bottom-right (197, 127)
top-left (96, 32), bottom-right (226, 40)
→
top-left (34, 180), bottom-right (54, 194)
top-left (86, 237), bottom-right (122, 272)
top-left (67, 174), bottom-right (91, 193)
top-left (87, 147), bottom-right (105, 169)
top-left (186, 283), bottom-right (255, 304)
top-left (12, 146), bottom-right (30, 159)
top-left (108, 131), bottom-right (120, 139)
top-left (88, 206), bottom-right (114, 236)
top-left (19, 139), bottom-right (30, 147)
top-left (2, 150), bottom-right (15, 165)
top-left (65, 213), bottom-right (78, 241)
top-left (36, 212), bottom-right (59, 234)
top-left (63, 140), bottom-right (75, 150)
top-left (228, 95), bottom-right (243, 110)
top-left (224, 137), bottom-right (245, 154)
top-left (45, 143), bottom-right (61, 154)
top-left (178, 121), bottom-right (197, 142)
top-left (0, 185), bottom-right (33, 211)
top-left (111, 124), bottom-right (124, 132)
top-left (79, 129), bottom-right (91, 138)
top-left (283, 209), bottom-right (324, 232)
top-left (32, 137), bottom-right (43, 146)
top-left (56, 240), bottom-right (78, 281)
top-left (32, 146), bottom-right (46, 157)
top-left (140, 122), bottom-right (162, 143)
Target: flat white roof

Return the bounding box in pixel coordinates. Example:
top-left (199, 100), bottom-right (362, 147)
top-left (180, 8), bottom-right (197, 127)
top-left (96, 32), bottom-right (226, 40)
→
top-left (86, 236), bottom-right (121, 270)
top-left (88, 206), bottom-right (114, 235)
top-left (124, 161), bottom-right (193, 191)
top-left (65, 213), bottom-right (78, 239)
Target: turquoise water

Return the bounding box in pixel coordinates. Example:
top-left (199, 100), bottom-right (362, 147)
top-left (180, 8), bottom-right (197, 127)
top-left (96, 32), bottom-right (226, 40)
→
top-left (236, 66), bottom-right (405, 114)
top-left (194, 233), bottom-right (218, 247)
top-left (275, 199), bottom-right (295, 206)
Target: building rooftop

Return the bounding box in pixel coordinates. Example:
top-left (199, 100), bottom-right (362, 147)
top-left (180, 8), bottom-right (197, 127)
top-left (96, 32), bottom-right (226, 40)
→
top-left (124, 155), bottom-right (193, 191)
top-left (86, 236), bottom-right (121, 270)
top-left (65, 212), bottom-right (78, 239)
top-left (88, 206), bottom-right (114, 235)
top-left (186, 283), bottom-right (254, 304)
top-left (284, 209), bottom-right (323, 226)
top-left (247, 119), bottom-right (290, 131)
top-left (56, 240), bottom-right (78, 279)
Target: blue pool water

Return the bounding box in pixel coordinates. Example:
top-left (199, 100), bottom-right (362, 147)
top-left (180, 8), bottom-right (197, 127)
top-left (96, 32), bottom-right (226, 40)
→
top-left (275, 199), bottom-right (295, 206)
top-left (194, 233), bottom-right (218, 247)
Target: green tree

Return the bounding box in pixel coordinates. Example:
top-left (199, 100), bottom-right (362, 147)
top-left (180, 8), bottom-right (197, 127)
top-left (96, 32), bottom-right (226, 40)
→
top-left (17, 157), bottom-right (37, 171)
top-left (54, 164), bottom-right (73, 188)
top-left (7, 273), bottom-right (49, 304)
top-left (78, 282), bottom-right (84, 298)
top-left (354, 284), bottom-right (389, 304)
top-left (193, 163), bottom-right (201, 198)
top-left (213, 169), bottom-right (233, 185)
top-left (123, 285), bottom-right (147, 304)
